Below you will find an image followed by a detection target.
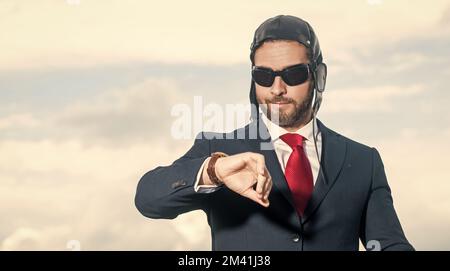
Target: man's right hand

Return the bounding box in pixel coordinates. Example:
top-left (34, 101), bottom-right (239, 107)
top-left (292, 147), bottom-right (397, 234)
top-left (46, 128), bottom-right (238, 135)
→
top-left (201, 152), bottom-right (272, 207)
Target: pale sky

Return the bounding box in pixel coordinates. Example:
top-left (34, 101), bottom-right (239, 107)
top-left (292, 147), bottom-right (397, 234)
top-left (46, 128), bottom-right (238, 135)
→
top-left (1, 0), bottom-right (450, 250)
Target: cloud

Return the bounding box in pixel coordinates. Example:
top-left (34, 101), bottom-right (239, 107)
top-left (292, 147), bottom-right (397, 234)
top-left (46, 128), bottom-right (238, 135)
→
top-left (1, 226), bottom-right (72, 251)
top-left (0, 137), bottom-right (211, 250)
top-left (1, 0), bottom-right (449, 70)
top-left (322, 84), bottom-right (425, 113)
top-left (439, 4), bottom-right (450, 28)
top-left (0, 113), bottom-right (40, 130)
top-left (375, 131), bottom-right (450, 250)
top-left (0, 65), bottom-right (254, 146)
top-left (53, 77), bottom-right (187, 147)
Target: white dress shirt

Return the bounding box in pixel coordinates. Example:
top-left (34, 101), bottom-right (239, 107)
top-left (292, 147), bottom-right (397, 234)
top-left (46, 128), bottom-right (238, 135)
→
top-left (194, 111), bottom-right (322, 193)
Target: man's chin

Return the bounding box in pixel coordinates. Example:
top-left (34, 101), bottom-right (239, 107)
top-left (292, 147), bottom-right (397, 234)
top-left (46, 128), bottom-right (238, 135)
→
top-left (267, 112), bottom-right (295, 127)
top-left (271, 104), bottom-right (293, 115)
top-left (270, 102), bottom-right (292, 110)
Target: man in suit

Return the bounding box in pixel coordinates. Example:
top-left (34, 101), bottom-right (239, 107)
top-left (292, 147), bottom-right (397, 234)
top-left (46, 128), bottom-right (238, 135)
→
top-left (135, 15), bottom-right (414, 251)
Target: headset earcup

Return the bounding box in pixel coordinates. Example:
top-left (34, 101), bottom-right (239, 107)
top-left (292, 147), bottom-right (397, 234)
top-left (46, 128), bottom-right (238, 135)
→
top-left (315, 63), bottom-right (327, 92)
top-left (311, 63), bottom-right (326, 114)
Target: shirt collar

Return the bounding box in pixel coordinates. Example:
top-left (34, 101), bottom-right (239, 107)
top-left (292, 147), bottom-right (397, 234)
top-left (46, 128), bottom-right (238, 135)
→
top-left (259, 106), bottom-right (319, 143)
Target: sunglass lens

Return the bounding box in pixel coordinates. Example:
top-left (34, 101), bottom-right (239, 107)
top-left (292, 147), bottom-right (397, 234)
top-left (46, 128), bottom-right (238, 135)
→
top-left (252, 69), bottom-right (274, 87)
top-left (283, 65), bottom-right (309, 86)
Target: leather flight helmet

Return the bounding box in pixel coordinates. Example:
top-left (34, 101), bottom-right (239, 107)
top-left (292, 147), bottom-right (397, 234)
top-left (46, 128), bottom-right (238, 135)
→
top-left (249, 15), bottom-right (327, 121)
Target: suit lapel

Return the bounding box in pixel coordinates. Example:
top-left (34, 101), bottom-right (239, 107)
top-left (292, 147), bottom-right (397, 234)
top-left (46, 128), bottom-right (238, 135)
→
top-left (263, 143), bottom-right (298, 209)
top-left (302, 119), bottom-right (347, 223)
top-left (246, 118), bottom-right (347, 224)
top-left (247, 120), bottom-right (297, 210)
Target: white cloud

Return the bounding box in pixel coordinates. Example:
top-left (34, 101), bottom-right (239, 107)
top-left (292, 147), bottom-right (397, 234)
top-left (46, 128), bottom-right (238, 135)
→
top-left (375, 132), bottom-right (450, 250)
top-left (0, 113), bottom-right (40, 130)
top-left (1, 226), bottom-right (72, 251)
top-left (0, 137), bottom-right (211, 250)
top-left (321, 84), bottom-right (425, 113)
top-left (50, 77), bottom-right (190, 147)
top-left (1, 0), bottom-right (449, 70)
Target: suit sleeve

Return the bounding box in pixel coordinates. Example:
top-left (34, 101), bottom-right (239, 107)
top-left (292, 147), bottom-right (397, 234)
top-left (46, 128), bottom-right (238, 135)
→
top-left (360, 148), bottom-right (415, 251)
top-left (134, 132), bottom-right (221, 219)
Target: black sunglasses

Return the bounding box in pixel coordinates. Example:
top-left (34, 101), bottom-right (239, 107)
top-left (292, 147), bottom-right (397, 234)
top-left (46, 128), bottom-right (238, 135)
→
top-left (252, 63), bottom-right (311, 87)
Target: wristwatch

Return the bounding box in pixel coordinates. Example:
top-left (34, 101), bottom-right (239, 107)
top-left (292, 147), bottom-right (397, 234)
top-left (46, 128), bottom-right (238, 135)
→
top-left (207, 152), bottom-right (228, 185)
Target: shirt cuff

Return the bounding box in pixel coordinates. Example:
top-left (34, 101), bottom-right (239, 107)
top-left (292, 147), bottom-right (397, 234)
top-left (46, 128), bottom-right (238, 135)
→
top-left (194, 157), bottom-right (220, 193)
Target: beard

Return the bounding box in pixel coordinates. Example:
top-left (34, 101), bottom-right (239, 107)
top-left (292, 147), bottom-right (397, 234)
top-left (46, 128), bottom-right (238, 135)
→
top-left (262, 85), bottom-right (314, 128)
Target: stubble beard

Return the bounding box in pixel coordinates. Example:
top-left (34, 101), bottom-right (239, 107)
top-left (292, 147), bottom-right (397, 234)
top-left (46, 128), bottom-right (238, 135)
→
top-left (263, 85), bottom-right (314, 128)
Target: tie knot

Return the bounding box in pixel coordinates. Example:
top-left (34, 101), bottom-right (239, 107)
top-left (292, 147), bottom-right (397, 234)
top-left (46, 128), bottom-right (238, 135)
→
top-left (280, 133), bottom-right (305, 149)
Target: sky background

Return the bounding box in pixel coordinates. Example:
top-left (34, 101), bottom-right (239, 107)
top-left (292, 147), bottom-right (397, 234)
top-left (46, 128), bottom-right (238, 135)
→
top-left (1, 0), bottom-right (450, 250)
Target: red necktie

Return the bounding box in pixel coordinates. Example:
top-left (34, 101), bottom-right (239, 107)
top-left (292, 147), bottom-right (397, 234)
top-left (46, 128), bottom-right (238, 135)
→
top-left (280, 133), bottom-right (314, 217)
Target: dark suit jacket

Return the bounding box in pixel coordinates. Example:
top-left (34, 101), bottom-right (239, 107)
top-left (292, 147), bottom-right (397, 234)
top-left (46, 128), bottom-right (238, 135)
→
top-left (135, 119), bottom-right (414, 251)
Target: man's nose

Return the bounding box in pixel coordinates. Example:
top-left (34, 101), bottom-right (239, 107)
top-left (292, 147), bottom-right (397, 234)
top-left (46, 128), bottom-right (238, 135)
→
top-left (270, 76), bottom-right (287, 96)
